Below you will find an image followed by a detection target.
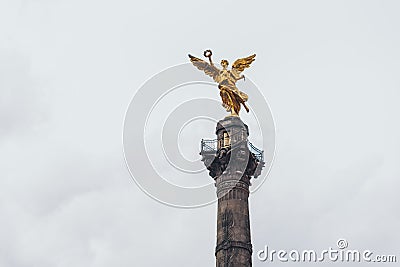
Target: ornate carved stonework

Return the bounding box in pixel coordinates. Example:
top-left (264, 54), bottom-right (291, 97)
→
top-left (200, 116), bottom-right (264, 267)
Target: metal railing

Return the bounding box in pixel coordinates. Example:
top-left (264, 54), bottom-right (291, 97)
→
top-left (248, 141), bottom-right (264, 161)
top-left (200, 138), bottom-right (264, 162)
top-left (200, 138), bottom-right (217, 152)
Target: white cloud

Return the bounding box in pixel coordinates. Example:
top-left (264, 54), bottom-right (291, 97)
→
top-left (1, 0), bottom-right (399, 266)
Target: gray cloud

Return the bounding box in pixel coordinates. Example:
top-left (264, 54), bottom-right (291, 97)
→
top-left (1, 0), bottom-right (399, 266)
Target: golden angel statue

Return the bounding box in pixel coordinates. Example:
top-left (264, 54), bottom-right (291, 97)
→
top-left (188, 49), bottom-right (256, 116)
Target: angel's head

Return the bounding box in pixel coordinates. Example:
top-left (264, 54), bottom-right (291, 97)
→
top-left (221, 59), bottom-right (229, 69)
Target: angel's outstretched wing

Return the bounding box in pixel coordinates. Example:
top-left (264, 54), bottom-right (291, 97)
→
top-left (231, 54), bottom-right (256, 77)
top-left (188, 54), bottom-right (220, 82)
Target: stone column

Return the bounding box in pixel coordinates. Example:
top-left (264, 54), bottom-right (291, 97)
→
top-left (200, 116), bottom-right (264, 267)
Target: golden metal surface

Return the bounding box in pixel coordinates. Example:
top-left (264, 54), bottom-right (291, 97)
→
top-left (188, 49), bottom-right (256, 116)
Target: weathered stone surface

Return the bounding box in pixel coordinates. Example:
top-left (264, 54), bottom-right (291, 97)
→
top-left (200, 116), bottom-right (264, 267)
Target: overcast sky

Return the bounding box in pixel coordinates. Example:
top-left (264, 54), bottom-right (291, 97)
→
top-left (1, 0), bottom-right (399, 266)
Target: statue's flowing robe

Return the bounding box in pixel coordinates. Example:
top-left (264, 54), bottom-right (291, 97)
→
top-left (215, 69), bottom-right (249, 114)
top-left (218, 81), bottom-right (249, 114)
